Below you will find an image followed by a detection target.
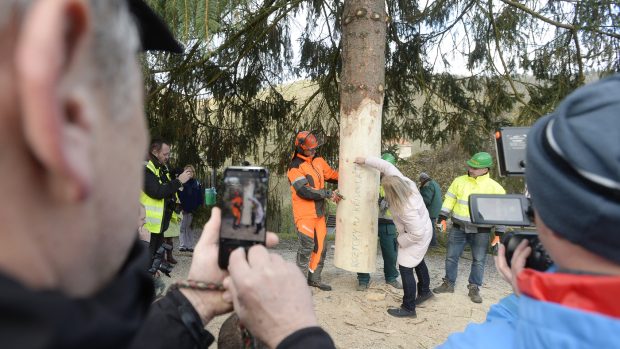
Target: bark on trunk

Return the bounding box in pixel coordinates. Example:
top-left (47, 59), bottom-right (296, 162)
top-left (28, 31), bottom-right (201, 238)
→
top-left (334, 0), bottom-right (387, 272)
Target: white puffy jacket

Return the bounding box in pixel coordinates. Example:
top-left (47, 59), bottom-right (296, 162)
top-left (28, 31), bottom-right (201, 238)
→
top-left (363, 157), bottom-right (432, 268)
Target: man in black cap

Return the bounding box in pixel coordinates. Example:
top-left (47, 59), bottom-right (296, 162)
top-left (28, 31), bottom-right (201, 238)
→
top-left (0, 1), bottom-right (334, 348)
top-left (439, 75), bottom-right (620, 348)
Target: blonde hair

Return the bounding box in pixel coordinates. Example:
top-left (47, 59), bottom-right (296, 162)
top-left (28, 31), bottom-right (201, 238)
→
top-left (184, 164), bottom-right (196, 173)
top-left (381, 176), bottom-right (413, 214)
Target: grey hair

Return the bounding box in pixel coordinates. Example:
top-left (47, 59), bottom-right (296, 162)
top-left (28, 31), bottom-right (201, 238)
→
top-left (80, 0), bottom-right (141, 116)
top-left (380, 176), bottom-right (414, 215)
top-left (2, 0), bottom-right (140, 115)
top-left (0, 2), bottom-right (20, 27)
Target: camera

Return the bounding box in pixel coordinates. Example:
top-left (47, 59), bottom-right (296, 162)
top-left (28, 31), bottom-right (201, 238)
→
top-left (501, 231), bottom-right (553, 271)
top-left (148, 243), bottom-right (174, 276)
top-left (469, 194), bottom-right (553, 271)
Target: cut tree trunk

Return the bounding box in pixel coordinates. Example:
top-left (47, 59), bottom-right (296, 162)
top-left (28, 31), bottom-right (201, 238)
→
top-left (335, 0), bottom-right (387, 272)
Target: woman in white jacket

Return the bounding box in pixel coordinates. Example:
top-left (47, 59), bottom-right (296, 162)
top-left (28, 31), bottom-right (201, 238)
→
top-left (355, 156), bottom-right (433, 318)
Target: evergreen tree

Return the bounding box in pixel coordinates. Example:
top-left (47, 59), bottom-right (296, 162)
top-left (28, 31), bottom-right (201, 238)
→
top-left (143, 0), bottom-right (619, 173)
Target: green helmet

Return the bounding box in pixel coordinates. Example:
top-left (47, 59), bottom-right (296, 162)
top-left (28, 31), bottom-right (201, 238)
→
top-left (381, 152), bottom-right (397, 165)
top-left (466, 152), bottom-right (493, 169)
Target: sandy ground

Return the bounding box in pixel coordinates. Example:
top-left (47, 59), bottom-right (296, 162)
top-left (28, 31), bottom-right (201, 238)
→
top-left (163, 234), bottom-right (512, 348)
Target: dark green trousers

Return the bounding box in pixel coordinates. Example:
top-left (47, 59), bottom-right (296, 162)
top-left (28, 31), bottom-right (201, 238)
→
top-left (357, 222), bottom-right (399, 284)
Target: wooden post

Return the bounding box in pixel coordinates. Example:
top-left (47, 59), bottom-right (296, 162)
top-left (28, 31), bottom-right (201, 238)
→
top-left (334, 0), bottom-right (387, 272)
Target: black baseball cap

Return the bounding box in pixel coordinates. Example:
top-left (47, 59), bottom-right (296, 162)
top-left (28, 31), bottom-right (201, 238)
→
top-left (127, 0), bottom-right (184, 53)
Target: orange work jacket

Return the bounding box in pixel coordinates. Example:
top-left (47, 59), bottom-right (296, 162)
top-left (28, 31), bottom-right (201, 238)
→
top-left (287, 153), bottom-right (339, 222)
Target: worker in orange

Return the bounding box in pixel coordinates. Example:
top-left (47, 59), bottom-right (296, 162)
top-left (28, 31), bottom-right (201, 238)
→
top-left (230, 191), bottom-right (243, 229)
top-left (287, 131), bottom-right (341, 291)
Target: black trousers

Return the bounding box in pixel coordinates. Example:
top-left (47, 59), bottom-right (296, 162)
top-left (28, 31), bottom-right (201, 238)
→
top-left (149, 212), bottom-right (172, 259)
top-left (149, 233), bottom-right (165, 259)
top-left (399, 259), bottom-right (430, 311)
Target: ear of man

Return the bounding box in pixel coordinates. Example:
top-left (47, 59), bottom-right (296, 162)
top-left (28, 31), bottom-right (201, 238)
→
top-left (16, 0), bottom-right (93, 202)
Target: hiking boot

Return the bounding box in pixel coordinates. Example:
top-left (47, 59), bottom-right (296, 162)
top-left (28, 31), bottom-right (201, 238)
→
top-left (356, 283), bottom-right (369, 291)
top-left (386, 280), bottom-right (403, 289)
top-left (432, 279), bottom-right (454, 294)
top-left (468, 284), bottom-right (482, 303)
top-left (415, 291), bottom-right (434, 305)
top-left (166, 255), bottom-right (178, 264)
top-left (387, 307), bottom-right (417, 318)
top-left (307, 273), bottom-right (331, 291)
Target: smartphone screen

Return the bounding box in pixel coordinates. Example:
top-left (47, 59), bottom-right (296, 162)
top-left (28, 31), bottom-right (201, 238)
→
top-left (218, 166), bottom-right (268, 269)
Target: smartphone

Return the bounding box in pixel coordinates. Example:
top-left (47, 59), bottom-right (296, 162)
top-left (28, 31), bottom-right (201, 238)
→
top-left (218, 166), bottom-right (269, 269)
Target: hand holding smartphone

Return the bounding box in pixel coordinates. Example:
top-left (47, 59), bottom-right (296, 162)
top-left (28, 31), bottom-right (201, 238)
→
top-left (218, 166), bottom-right (269, 269)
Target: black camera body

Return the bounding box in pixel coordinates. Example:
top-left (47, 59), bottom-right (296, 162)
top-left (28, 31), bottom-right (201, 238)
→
top-left (469, 194), bottom-right (553, 271)
top-left (148, 243), bottom-right (174, 276)
top-left (501, 231), bottom-right (553, 271)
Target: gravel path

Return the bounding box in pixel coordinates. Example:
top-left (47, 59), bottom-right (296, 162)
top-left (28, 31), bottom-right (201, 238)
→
top-left (162, 232), bottom-right (512, 348)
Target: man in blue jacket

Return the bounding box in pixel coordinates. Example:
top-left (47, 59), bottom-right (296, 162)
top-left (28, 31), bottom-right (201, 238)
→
top-left (178, 165), bottom-right (204, 252)
top-left (439, 75), bottom-right (620, 348)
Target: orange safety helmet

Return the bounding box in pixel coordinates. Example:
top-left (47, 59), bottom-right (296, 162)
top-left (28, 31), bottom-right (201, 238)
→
top-left (295, 131), bottom-right (319, 153)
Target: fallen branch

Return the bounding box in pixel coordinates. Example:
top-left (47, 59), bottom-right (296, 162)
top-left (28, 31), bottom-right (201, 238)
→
top-left (344, 321), bottom-right (396, 334)
top-left (410, 318), bottom-right (428, 326)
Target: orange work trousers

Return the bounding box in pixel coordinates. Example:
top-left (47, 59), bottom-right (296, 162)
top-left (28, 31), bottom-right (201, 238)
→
top-left (232, 207), bottom-right (241, 225)
top-left (296, 216), bottom-right (327, 273)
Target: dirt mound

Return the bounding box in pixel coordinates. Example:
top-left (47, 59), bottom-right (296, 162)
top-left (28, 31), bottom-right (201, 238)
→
top-left (165, 237), bottom-right (512, 348)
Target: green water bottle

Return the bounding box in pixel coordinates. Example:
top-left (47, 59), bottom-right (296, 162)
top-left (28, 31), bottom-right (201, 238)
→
top-left (205, 187), bottom-right (217, 206)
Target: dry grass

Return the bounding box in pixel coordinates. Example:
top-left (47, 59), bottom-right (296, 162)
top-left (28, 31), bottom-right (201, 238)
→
top-left (399, 143), bottom-right (525, 195)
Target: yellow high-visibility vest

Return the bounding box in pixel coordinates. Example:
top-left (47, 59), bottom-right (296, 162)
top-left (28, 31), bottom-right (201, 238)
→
top-left (140, 160), bottom-right (169, 234)
top-left (378, 186), bottom-right (393, 220)
top-left (440, 173), bottom-right (505, 223)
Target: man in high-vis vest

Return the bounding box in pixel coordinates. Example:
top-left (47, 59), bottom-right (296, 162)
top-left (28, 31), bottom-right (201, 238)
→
top-left (141, 139), bottom-right (192, 260)
top-left (440, 74), bottom-right (620, 349)
top-left (287, 131), bottom-right (341, 291)
top-left (356, 152), bottom-right (402, 291)
top-left (433, 152), bottom-right (505, 303)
